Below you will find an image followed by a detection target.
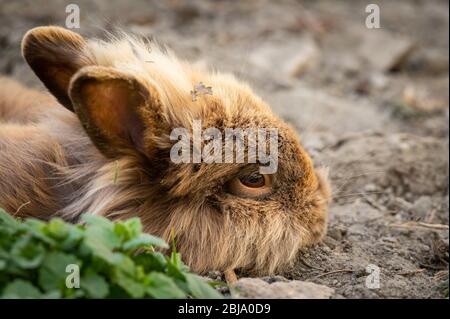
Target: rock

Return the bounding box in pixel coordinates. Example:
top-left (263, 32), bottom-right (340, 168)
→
top-left (126, 13), bottom-right (157, 26)
top-left (249, 35), bottom-right (320, 80)
top-left (387, 197), bottom-right (413, 211)
top-left (266, 87), bottom-right (394, 138)
top-left (232, 278), bottom-right (335, 299)
top-left (327, 227), bottom-right (344, 241)
top-left (289, 43), bottom-right (321, 77)
top-left (340, 54), bottom-right (363, 76)
top-left (303, 134), bottom-right (325, 151)
top-left (207, 271), bottom-right (222, 281)
top-left (364, 183), bottom-right (378, 192)
top-left (370, 73), bottom-right (389, 89)
top-left (405, 48), bottom-right (449, 75)
top-left (402, 85), bottom-right (449, 112)
top-left (411, 196), bottom-right (433, 219)
top-left (354, 73), bottom-right (389, 95)
top-left (325, 134), bottom-right (449, 197)
top-left (261, 275), bottom-right (289, 284)
top-left (323, 236), bottom-right (339, 249)
top-left (358, 29), bottom-right (415, 72)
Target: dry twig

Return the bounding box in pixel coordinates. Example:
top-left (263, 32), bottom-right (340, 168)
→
top-left (397, 269), bottom-right (425, 276)
top-left (389, 221), bottom-right (449, 230)
top-left (13, 201), bottom-right (31, 217)
top-left (314, 269), bottom-right (353, 279)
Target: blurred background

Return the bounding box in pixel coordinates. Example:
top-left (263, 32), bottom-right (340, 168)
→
top-left (0, 0), bottom-right (448, 298)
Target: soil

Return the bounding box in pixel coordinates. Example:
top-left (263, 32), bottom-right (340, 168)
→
top-left (0, 0), bottom-right (448, 298)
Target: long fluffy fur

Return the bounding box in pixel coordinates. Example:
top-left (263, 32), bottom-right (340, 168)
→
top-left (0, 27), bottom-right (331, 275)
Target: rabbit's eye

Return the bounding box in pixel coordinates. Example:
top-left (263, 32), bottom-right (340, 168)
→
top-left (240, 173), bottom-right (265, 188)
top-left (227, 173), bottom-right (273, 198)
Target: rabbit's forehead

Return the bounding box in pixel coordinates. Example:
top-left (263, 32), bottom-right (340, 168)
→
top-left (95, 37), bottom-right (311, 176)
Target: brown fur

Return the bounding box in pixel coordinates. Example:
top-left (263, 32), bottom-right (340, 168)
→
top-left (0, 26), bottom-right (331, 275)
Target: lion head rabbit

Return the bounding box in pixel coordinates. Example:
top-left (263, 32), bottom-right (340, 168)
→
top-left (0, 26), bottom-right (331, 276)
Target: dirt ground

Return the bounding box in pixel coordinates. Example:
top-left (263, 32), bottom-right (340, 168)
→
top-left (0, 0), bottom-right (448, 298)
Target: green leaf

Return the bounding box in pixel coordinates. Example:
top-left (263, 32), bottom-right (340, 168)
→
top-left (10, 235), bottom-right (45, 269)
top-left (111, 253), bottom-right (136, 276)
top-left (166, 258), bottom-right (187, 281)
top-left (41, 290), bottom-right (62, 299)
top-left (84, 225), bottom-right (121, 263)
top-left (134, 252), bottom-right (167, 273)
top-left (0, 209), bottom-right (19, 229)
top-left (21, 219), bottom-right (57, 246)
top-left (60, 225), bottom-right (84, 250)
top-left (2, 280), bottom-right (42, 298)
top-left (185, 274), bottom-right (223, 299)
top-left (145, 273), bottom-right (187, 299)
top-left (123, 233), bottom-right (169, 251)
top-left (113, 269), bottom-right (146, 298)
top-left (0, 213), bottom-right (224, 299)
top-left (113, 222), bottom-right (129, 242)
top-left (82, 214), bottom-right (114, 229)
top-left (123, 218), bottom-right (142, 239)
top-left (170, 227), bottom-right (176, 253)
top-left (38, 252), bottom-right (80, 292)
top-left (46, 218), bottom-right (70, 239)
top-left (81, 271), bottom-right (109, 298)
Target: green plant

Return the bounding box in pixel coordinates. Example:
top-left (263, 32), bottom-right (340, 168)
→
top-left (436, 273), bottom-right (449, 298)
top-left (0, 209), bottom-right (223, 299)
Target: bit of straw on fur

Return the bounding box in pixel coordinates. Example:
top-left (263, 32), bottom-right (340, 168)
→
top-left (190, 82), bottom-right (213, 101)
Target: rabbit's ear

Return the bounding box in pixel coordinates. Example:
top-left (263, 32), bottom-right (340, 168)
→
top-left (69, 66), bottom-right (163, 158)
top-left (22, 26), bottom-right (89, 111)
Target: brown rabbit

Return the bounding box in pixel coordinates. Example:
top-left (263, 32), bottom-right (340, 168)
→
top-left (0, 26), bottom-right (331, 276)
